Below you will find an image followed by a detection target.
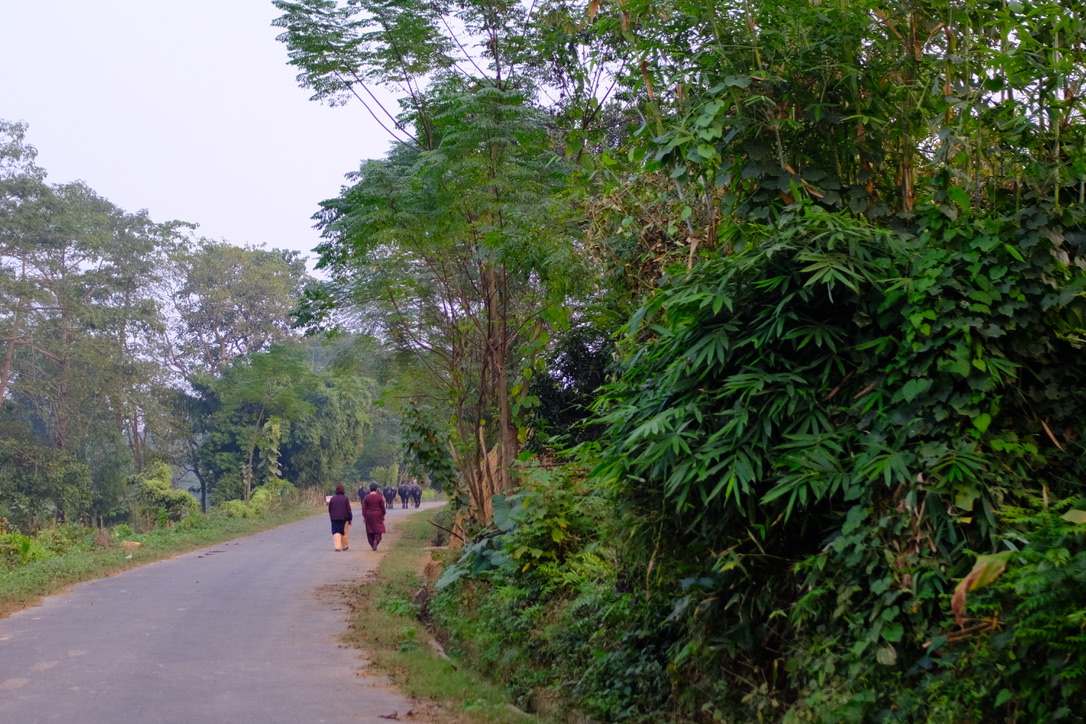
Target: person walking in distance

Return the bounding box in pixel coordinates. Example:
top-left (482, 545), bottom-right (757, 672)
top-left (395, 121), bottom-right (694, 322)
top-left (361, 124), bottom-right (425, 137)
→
top-left (361, 483), bottom-right (387, 550)
top-left (327, 484), bottom-right (353, 551)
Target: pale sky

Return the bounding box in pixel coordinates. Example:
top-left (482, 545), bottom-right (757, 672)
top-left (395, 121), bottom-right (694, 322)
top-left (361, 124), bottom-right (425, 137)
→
top-left (0, 0), bottom-right (394, 262)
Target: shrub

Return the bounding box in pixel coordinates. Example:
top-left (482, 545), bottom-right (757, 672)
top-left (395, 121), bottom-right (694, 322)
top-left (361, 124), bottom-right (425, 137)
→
top-left (130, 461), bottom-right (199, 524)
top-left (35, 524), bottom-right (86, 556)
top-left (0, 532), bottom-right (53, 569)
top-left (174, 514), bottom-right (209, 532)
top-left (110, 523), bottom-right (136, 540)
top-left (248, 478), bottom-right (297, 515)
top-left (882, 499), bottom-right (1086, 723)
top-left (249, 488), bottom-right (272, 516)
top-left (217, 499), bottom-right (254, 519)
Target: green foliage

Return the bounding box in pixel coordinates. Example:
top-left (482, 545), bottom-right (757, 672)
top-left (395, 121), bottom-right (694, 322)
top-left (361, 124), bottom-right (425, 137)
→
top-left (167, 240), bottom-right (309, 376)
top-left (0, 424), bottom-right (93, 533)
top-left (581, 190), bottom-right (1086, 719)
top-left (0, 120), bottom-right (323, 532)
top-left (288, 18), bottom-right (595, 519)
top-left (274, 0), bottom-right (1086, 720)
top-left (194, 344), bottom-right (375, 502)
top-left (400, 402), bottom-right (457, 493)
top-left (431, 462), bottom-right (642, 714)
top-left (247, 479), bottom-right (298, 516)
top-left (110, 523), bottom-right (136, 540)
top-left (216, 499), bottom-right (257, 519)
top-left (526, 323), bottom-right (615, 450)
top-left (280, 373), bottom-right (376, 489)
top-left (0, 532), bottom-right (52, 570)
top-left (130, 461), bottom-right (199, 524)
top-left (552, 0), bottom-right (1086, 713)
top-left (369, 463), bottom-right (401, 489)
top-left (496, 462), bottom-right (605, 578)
top-left (594, 204), bottom-right (894, 551)
top-left (377, 593), bottom-right (420, 619)
top-left (882, 499), bottom-right (1086, 723)
top-left (0, 524), bottom-right (90, 571)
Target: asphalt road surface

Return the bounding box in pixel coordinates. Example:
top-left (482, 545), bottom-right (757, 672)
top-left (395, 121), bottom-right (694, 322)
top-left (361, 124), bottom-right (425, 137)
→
top-left (0, 501), bottom-right (444, 724)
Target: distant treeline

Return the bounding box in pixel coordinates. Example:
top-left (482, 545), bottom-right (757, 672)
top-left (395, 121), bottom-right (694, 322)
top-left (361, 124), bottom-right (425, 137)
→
top-left (0, 119), bottom-right (397, 533)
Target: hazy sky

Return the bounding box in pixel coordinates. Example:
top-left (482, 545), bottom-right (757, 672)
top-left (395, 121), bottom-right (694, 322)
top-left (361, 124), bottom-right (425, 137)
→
top-left (0, 0), bottom-right (393, 262)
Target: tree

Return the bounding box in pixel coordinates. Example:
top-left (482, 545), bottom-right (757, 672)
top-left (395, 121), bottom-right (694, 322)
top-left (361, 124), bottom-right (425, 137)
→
top-left (279, 371), bottom-right (376, 490)
top-left (161, 239), bottom-right (310, 379)
top-left (0, 121), bottom-right (186, 523)
top-left (0, 121), bottom-right (331, 529)
top-left (194, 345), bottom-right (317, 503)
top-left (362, 1), bottom-right (1086, 720)
top-left (157, 239), bottom-right (313, 506)
top-left (275, 0), bottom-right (610, 526)
top-left (193, 343), bottom-right (377, 503)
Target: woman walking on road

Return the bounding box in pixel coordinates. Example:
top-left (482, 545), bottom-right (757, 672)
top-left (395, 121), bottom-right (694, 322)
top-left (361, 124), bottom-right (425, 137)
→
top-left (361, 483), bottom-right (387, 550)
top-left (327, 484), bottom-right (353, 551)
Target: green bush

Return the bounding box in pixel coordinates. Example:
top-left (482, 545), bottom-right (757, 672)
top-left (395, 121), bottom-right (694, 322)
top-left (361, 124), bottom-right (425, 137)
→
top-left (217, 499), bottom-right (255, 519)
top-left (0, 524), bottom-right (89, 570)
top-left (130, 461), bottom-right (199, 524)
top-left (110, 523), bottom-right (136, 540)
top-left (430, 462), bottom-right (634, 715)
top-left (879, 499), bottom-right (1086, 723)
top-left (35, 524), bottom-right (87, 556)
top-left (249, 489), bottom-right (272, 516)
top-left (262, 477), bottom-right (297, 503)
top-left (248, 479), bottom-right (294, 515)
top-left (0, 532), bottom-right (53, 570)
top-left (174, 514), bottom-right (209, 532)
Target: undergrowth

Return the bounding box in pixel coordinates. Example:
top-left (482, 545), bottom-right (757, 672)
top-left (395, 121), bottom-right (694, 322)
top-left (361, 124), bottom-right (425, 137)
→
top-left (339, 507), bottom-right (539, 724)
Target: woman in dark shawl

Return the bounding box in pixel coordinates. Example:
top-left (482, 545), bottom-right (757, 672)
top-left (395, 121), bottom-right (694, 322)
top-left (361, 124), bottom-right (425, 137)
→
top-left (327, 484), bottom-right (353, 551)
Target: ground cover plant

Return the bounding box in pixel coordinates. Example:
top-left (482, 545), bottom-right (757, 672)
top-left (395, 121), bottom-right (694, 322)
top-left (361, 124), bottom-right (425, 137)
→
top-left (337, 507), bottom-right (538, 724)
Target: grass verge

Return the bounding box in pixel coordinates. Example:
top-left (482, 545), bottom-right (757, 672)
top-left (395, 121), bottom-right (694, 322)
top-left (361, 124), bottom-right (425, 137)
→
top-left (0, 503), bottom-right (321, 620)
top-left (339, 508), bottom-right (542, 724)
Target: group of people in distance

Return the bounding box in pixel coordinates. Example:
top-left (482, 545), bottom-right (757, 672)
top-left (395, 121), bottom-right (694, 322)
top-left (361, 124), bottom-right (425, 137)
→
top-left (325, 479), bottom-right (426, 552)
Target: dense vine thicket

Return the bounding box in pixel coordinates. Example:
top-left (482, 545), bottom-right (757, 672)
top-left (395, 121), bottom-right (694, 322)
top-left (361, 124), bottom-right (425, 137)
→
top-left (274, 0), bottom-right (1086, 719)
top-left (423, 0), bottom-right (1086, 721)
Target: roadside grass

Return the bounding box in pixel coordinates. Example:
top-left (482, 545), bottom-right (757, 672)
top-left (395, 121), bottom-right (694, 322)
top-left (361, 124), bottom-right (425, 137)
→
top-left (0, 503), bottom-right (321, 620)
top-left (340, 508), bottom-right (541, 724)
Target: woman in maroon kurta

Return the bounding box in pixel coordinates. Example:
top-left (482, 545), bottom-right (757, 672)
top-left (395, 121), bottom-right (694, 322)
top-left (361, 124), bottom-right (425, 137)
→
top-left (361, 483), bottom-right (387, 550)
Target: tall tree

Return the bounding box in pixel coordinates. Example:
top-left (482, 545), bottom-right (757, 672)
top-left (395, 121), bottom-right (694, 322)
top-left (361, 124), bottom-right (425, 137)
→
top-left (161, 240), bottom-right (309, 379)
top-left (275, 0), bottom-right (607, 526)
top-left (193, 343), bottom-right (378, 504)
top-left (280, 372), bottom-right (375, 490)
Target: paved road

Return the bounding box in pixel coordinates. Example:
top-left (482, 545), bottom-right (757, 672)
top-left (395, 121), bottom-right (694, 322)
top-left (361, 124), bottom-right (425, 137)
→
top-left (0, 502), bottom-right (443, 724)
